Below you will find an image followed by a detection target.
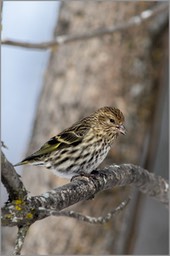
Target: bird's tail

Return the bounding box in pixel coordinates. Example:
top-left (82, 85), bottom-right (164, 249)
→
top-left (14, 160), bottom-right (30, 167)
top-left (14, 153), bottom-right (44, 167)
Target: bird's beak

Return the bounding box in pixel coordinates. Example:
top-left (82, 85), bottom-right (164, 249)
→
top-left (117, 124), bottom-right (127, 135)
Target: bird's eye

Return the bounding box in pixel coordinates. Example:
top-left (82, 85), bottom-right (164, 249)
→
top-left (110, 118), bottom-right (115, 124)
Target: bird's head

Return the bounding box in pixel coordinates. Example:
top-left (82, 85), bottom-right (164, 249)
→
top-left (93, 106), bottom-right (127, 139)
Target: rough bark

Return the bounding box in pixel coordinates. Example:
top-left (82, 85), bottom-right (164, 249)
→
top-left (2, 153), bottom-right (168, 228)
top-left (2, 1), bottom-right (168, 255)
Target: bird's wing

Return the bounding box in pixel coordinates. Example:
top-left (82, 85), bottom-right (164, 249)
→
top-left (14, 118), bottom-right (91, 166)
top-left (28, 120), bottom-right (91, 157)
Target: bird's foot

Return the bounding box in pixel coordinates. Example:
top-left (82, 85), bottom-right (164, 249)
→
top-left (70, 172), bottom-right (91, 182)
top-left (70, 170), bottom-right (99, 182)
top-left (70, 171), bottom-right (100, 200)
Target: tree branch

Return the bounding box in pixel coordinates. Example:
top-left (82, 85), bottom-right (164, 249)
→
top-left (13, 225), bottom-right (30, 256)
top-left (1, 151), bottom-right (28, 201)
top-left (1, 3), bottom-right (168, 51)
top-left (38, 197), bottom-right (131, 224)
top-left (1, 158), bottom-right (168, 228)
top-left (1, 152), bottom-right (168, 255)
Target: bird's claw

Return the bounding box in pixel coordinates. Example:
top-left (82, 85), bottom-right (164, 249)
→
top-left (70, 170), bottom-right (100, 182)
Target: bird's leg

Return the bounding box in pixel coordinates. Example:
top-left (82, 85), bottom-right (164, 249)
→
top-left (90, 169), bottom-right (99, 176)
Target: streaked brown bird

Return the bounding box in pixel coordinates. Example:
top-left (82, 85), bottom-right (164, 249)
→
top-left (14, 106), bottom-right (126, 179)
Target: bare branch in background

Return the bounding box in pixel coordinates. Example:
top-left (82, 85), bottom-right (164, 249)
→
top-left (1, 3), bottom-right (168, 51)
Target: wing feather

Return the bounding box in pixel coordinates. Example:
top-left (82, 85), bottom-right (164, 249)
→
top-left (14, 117), bottom-right (92, 166)
top-left (29, 119), bottom-right (91, 156)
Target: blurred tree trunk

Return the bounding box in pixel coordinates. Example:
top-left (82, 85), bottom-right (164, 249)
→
top-left (2, 1), bottom-right (168, 255)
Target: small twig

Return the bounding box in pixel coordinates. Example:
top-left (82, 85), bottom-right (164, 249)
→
top-left (1, 141), bottom-right (8, 149)
top-left (13, 225), bottom-right (30, 255)
top-left (39, 197), bottom-right (131, 224)
top-left (1, 3), bottom-right (168, 51)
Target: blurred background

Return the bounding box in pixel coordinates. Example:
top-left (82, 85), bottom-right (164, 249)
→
top-left (1, 1), bottom-right (169, 255)
top-left (2, 1), bottom-right (60, 169)
top-left (1, 1), bottom-right (60, 203)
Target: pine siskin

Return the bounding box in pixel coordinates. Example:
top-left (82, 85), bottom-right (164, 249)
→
top-left (14, 106), bottom-right (126, 179)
